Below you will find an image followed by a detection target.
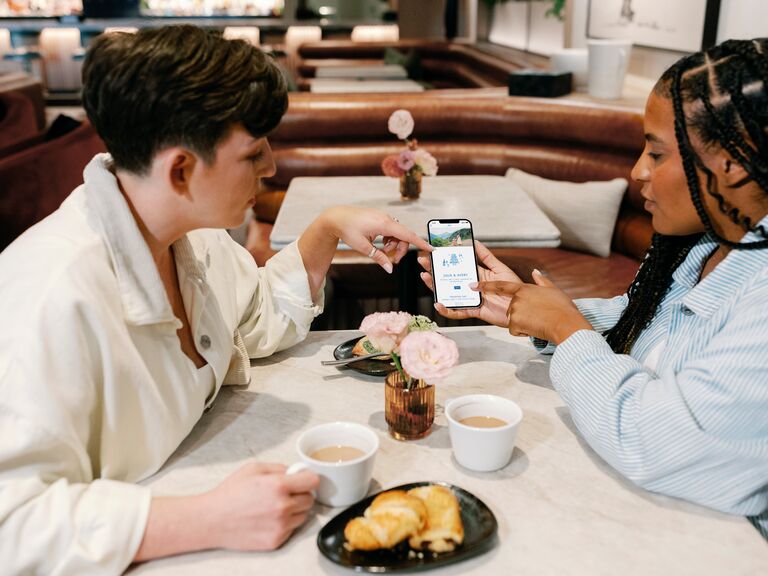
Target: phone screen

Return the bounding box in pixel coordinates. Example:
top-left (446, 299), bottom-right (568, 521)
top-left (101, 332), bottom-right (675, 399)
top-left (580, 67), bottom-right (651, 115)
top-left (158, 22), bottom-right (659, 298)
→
top-left (427, 219), bottom-right (481, 309)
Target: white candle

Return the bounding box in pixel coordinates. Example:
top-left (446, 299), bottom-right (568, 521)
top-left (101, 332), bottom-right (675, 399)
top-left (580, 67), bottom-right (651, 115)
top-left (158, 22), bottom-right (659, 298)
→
top-left (223, 26), bottom-right (260, 46)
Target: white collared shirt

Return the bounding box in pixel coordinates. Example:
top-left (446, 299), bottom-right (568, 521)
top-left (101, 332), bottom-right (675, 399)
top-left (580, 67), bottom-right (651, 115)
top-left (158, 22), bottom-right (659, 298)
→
top-left (0, 154), bottom-right (323, 574)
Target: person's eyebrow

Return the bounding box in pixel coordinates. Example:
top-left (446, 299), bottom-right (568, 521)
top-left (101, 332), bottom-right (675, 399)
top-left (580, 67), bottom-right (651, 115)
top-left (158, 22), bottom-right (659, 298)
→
top-left (645, 133), bottom-right (664, 144)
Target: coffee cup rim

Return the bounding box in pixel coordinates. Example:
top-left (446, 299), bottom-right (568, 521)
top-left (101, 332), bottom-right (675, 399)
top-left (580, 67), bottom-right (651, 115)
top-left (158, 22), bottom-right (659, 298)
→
top-left (445, 394), bottom-right (523, 431)
top-left (296, 421), bottom-right (380, 467)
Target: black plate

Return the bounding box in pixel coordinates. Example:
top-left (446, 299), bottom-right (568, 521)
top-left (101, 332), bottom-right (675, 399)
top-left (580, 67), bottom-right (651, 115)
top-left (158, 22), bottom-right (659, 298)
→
top-left (317, 482), bottom-right (498, 573)
top-left (333, 337), bottom-right (397, 377)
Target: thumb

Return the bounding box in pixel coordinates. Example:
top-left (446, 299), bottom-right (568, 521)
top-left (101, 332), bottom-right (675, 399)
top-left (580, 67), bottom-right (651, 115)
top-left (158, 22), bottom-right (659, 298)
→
top-left (532, 269), bottom-right (555, 288)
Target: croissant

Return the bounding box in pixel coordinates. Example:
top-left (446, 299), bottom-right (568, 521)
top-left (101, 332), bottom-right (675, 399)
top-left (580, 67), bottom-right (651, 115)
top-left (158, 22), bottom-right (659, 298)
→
top-left (407, 485), bottom-right (464, 553)
top-left (344, 490), bottom-right (427, 551)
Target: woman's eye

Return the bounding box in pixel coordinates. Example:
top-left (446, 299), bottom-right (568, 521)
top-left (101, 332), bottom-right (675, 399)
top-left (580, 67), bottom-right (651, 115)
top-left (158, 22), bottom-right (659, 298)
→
top-left (647, 152), bottom-right (663, 162)
top-left (248, 152), bottom-right (264, 163)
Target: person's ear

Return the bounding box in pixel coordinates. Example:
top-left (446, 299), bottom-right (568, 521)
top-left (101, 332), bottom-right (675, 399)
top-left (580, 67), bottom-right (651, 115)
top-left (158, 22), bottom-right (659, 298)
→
top-left (166, 149), bottom-right (197, 197)
top-left (720, 155), bottom-right (752, 189)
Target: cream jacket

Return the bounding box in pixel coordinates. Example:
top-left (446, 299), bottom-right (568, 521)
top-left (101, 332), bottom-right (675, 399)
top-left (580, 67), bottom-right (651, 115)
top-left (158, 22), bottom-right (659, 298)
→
top-left (0, 154), bottom-right (323, 574)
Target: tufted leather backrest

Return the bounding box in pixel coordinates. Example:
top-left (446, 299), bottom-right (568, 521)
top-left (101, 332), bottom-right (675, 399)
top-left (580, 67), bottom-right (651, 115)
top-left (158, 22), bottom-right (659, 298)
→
top-left (263, 92), bottom-right (653, 260)
top-left (0, 120), bottom-right (106, 251)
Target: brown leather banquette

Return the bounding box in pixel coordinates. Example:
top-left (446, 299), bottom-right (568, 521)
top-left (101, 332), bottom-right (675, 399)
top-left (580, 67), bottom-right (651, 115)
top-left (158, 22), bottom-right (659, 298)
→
top-left (251, 91), bottom-right (653, 303)
top-left (296, 40), bottom-right (537, 89)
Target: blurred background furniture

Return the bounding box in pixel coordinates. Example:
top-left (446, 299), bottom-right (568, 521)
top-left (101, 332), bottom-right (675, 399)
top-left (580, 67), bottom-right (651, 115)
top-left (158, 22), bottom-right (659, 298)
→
top-left (0, 119), bottom-right (105, 251)
top-left (296, 40), bottom-right (540, 90)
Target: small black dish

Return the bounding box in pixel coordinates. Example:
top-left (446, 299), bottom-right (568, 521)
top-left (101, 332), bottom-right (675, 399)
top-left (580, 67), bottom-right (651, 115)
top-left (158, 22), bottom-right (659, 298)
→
top-left (333, 337), bottom-right (397, 377)
top-left (317, 481), bottom-right (498, 573)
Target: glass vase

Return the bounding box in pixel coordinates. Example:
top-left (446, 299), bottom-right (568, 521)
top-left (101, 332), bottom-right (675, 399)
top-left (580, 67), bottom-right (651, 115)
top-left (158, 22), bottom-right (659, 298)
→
top-left (384, 370), bottom-right (435, 440)
top-left (399, 171), bottom-right (422, 200)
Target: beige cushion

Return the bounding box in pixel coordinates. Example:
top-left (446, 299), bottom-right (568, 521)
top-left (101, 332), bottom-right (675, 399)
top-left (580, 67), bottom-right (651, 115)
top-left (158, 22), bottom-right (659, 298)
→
top-left (505, 167), bottom-right (627, 257)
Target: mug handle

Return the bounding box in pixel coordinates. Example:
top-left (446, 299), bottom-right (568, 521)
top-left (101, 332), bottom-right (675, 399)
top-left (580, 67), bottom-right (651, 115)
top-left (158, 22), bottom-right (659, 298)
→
top-left (286, 462), bottom-right (309, 475)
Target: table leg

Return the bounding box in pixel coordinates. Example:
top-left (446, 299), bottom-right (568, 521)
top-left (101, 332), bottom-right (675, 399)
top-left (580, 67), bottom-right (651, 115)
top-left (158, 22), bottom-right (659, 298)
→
top-left (398, 250), bottom-right (419, 314)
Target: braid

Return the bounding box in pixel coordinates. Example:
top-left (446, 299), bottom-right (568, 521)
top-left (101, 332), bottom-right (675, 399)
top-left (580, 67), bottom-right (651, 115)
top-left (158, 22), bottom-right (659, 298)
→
top-left (607, 38), bottom-right (768, 354)
top-left (670, 47), bottom-right (768, 250)
top-left (606, 233), bottom-right (700, 354)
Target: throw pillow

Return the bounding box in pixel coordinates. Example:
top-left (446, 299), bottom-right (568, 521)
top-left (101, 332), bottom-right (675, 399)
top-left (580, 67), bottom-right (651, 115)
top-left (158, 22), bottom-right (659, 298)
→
top-left (505, 167), bottom-right (627, 258)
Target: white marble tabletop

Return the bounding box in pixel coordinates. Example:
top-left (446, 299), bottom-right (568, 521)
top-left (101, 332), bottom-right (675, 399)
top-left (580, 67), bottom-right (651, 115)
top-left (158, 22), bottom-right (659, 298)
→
top-left (308, 78), bottom-right (426, 93)
top-left (270, 175), bottom-right (561, 251)
top-left (131, 327), bottom-right (766, 576)
top-left (314, 64), bottom-right (408, 79)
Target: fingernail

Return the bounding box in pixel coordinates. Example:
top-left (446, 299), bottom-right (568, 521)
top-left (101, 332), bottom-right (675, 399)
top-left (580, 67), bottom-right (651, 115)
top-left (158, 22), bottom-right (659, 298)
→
top-left (468, 282), bottom-right (478, 289)
top-left (384, 262), bottom-right (393, 274)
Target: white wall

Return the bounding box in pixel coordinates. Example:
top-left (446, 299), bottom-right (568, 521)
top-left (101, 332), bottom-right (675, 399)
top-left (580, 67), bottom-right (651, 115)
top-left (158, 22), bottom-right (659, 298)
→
top-left (566, 0), bottom-right (768, 83)
top-left (717, 0), bottom-right (768, 42)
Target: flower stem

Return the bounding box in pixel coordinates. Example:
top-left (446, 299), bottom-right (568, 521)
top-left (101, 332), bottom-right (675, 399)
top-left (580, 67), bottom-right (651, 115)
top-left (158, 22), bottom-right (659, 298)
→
top-left (391, 353), bottom-right (411, 390)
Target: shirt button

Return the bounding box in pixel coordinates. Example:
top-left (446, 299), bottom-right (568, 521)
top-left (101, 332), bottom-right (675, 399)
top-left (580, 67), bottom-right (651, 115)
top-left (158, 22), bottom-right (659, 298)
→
top-left (200, 335), bottom-right (211, 349)
top-left (681, 306), bottom-right (694, 316)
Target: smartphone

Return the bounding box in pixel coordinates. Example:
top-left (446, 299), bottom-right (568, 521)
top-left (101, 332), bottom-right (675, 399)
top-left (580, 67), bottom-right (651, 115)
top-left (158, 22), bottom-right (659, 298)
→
top-left (427, 219), bottom-right (482, 309)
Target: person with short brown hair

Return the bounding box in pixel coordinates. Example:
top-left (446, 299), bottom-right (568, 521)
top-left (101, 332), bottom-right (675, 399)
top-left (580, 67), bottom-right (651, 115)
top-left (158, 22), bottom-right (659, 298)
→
top-left (0, 25), bottom-right (431, 573)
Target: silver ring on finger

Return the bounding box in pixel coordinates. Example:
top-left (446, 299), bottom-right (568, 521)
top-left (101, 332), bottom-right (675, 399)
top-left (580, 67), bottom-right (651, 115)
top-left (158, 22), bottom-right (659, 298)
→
top-left (367, 246), bottom-right (378, 259)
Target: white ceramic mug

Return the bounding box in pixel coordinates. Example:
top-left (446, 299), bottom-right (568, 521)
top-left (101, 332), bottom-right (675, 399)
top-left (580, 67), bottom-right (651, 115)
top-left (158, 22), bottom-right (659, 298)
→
top-left (587, 39), bottom-right (632, 99)
top-left (445, 395), bottom-right (523, 472)
top-left (550, 48), bottom-right (589, 91)
top-left (286, 422), bottom-right (379, 507)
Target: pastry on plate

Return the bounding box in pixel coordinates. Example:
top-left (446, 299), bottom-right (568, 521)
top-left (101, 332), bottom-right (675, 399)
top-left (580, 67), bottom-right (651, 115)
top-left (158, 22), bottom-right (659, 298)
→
top-left (351, 336), bottom-right (381, 357)
top-left (407, 485), bottom-right (464, 553)
top-left (344, 490), bottom-right (427, 551)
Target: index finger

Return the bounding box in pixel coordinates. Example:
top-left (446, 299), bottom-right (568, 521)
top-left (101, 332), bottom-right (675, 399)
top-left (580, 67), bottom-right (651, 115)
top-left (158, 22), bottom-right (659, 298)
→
top-left (283, 469), bottom-right (320, 494)
top-left (383, 221), bottom-right (433, 253)
top-left (474, 280), bottom-right (523, 295)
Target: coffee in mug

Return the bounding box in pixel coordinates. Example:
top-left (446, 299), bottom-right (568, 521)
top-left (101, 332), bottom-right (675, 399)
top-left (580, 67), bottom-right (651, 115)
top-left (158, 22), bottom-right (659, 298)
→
top-left (310, 445), bottom-right (366, 463)
top-left (459, 416), bottom-right (508, 428)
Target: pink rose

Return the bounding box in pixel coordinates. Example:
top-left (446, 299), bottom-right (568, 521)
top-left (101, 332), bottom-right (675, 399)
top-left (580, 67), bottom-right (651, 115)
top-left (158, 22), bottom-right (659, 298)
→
top-left (413, 149), bottom-right (438, 177)
top-left (397, 150), bottom-right (415, 172)
top-left (359, 311), bottom-right (413, 354)
top-left (399, 331), bottom-right (459, 384)
top-left (381, 155), bottom-right (405, 178)
top-left (388, 109), bottom-right (415, 140)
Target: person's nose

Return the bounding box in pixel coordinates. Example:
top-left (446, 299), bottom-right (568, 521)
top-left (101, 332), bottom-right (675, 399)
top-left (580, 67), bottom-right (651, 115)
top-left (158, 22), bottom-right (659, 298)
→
top-left (260, 140), bottom-right (276, 179)
top-left (631, 153), bottom-right (650, 183)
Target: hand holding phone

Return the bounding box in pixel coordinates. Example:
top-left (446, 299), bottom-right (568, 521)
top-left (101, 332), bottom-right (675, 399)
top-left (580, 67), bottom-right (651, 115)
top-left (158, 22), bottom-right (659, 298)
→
top-left (427, 219), bottom-right (482, 309)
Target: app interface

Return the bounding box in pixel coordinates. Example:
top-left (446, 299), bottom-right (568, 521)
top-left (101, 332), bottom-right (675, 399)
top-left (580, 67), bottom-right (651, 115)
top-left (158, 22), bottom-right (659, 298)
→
top-left (429, 221), bottom-right (481, 308)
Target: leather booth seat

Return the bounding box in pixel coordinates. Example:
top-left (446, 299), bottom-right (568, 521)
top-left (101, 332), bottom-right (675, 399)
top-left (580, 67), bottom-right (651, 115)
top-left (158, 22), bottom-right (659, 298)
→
top-left (296, 40), bottom-right (538, 90)
top-left (0, 120), bottom-right (106, 251)
top-left (249, 92), bottom-right (653, 309)
top-left (0, 73), bottom-right (46, 158)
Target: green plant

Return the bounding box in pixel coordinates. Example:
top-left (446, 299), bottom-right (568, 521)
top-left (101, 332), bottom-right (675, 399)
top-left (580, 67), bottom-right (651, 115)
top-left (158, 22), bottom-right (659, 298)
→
top-left (482, 0), bottom-right (566, 21)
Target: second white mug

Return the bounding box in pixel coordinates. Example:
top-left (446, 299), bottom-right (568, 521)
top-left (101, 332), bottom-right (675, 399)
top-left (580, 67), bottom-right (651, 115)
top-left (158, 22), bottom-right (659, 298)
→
top-left (446, 394), bottom-right (523, 472)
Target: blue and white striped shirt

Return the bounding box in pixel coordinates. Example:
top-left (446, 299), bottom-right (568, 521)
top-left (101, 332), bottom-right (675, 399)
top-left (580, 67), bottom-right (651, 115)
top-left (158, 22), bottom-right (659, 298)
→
top-left (542, 217), bottom-right (768, 539)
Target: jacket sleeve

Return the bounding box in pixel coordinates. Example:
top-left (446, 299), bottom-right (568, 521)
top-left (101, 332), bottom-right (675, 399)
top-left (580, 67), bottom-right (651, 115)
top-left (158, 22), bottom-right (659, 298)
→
top-left (0, 297), bottom-right (151, 575)
top-left (212, 233), bottom-right (324, 358)
top-left (548, 292), bottom-right (768, 518)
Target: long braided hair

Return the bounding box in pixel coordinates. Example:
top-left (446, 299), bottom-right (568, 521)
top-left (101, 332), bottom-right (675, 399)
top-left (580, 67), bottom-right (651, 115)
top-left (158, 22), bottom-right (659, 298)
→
top-left (605, 38), bottom-right (768, 354)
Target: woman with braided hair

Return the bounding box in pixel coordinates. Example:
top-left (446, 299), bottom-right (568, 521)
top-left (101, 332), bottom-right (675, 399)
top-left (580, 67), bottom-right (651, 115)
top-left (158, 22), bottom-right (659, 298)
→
top-left (421, 38), bottom-right (768, 539)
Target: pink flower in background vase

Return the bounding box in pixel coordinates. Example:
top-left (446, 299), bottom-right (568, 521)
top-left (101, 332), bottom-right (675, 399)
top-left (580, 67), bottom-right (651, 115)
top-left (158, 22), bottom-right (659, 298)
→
top-left (387, 109), bottom-right (414, 140)
top-left (381, 155), bottom-right (405, 178)
top-left (397, 150), bottom-right (416, 172)
top-left (359, 311), bottom-right (412, 354)
top-left (381, 109), bottom-right (438, 190)
top-left (399, 331), bottom-right (459, 384)
top-left (413, 149), bottom-right (438, 177)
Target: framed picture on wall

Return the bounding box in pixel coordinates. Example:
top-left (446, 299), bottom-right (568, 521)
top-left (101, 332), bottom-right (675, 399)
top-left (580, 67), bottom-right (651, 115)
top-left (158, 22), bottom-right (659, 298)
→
top-left (587, 0), bottom-right (721, 52)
